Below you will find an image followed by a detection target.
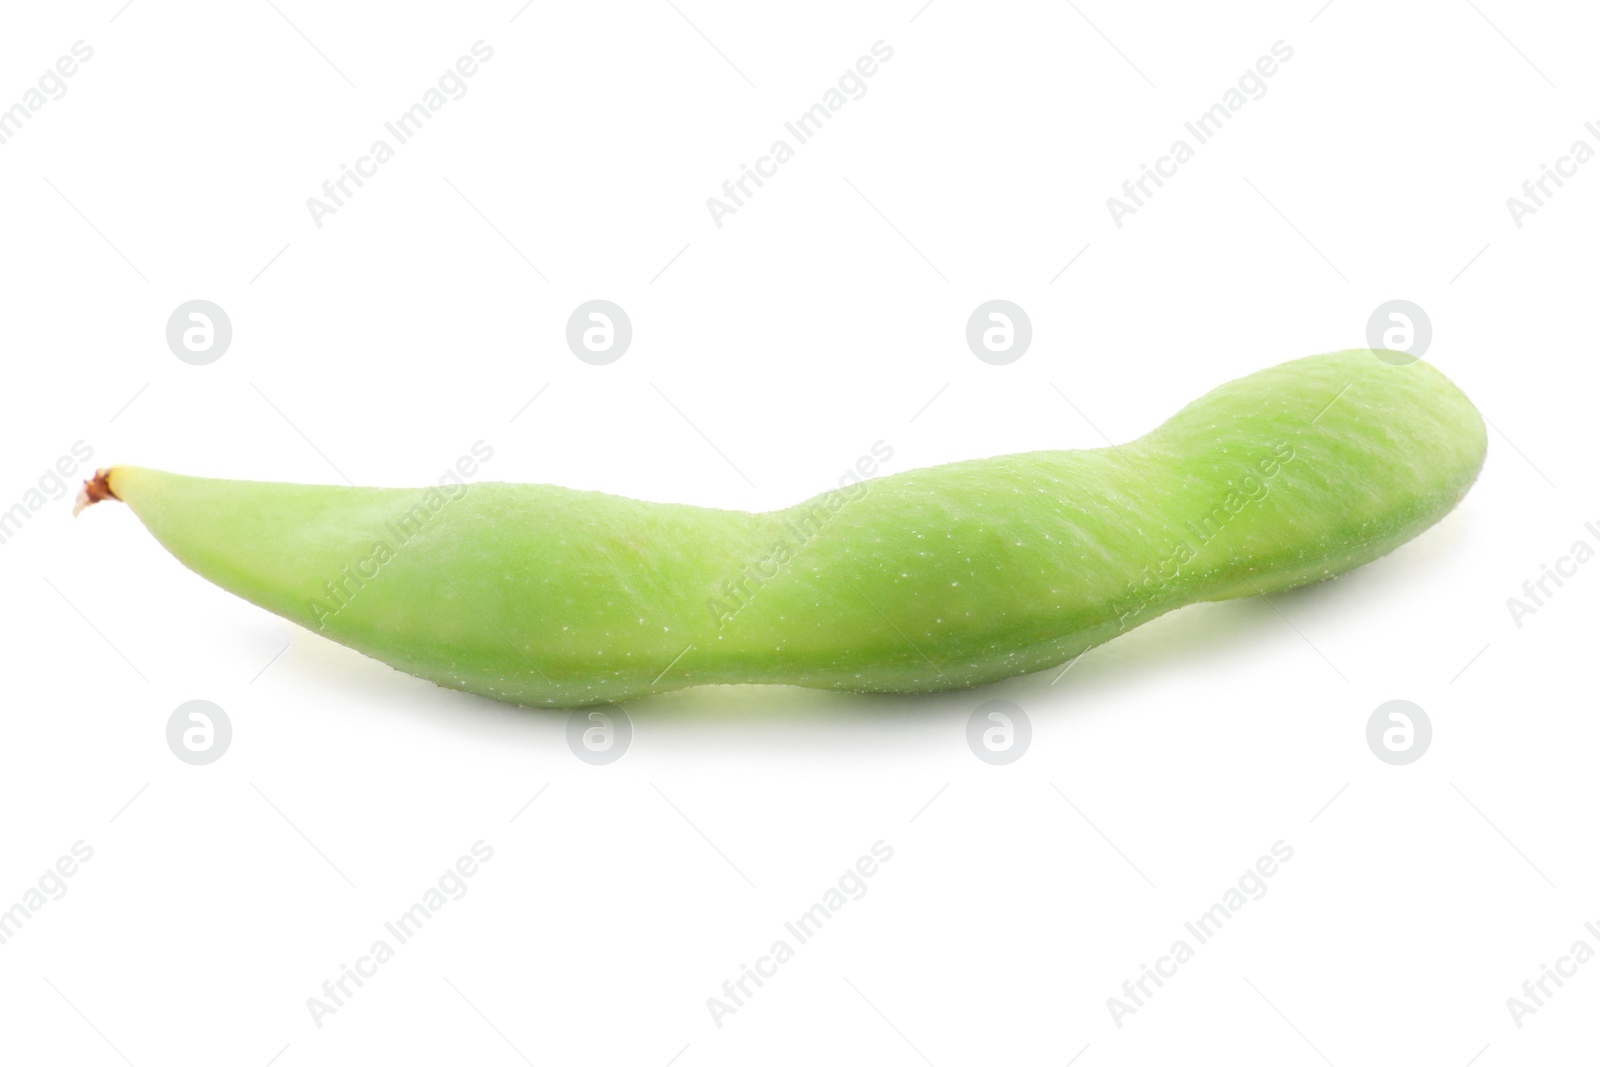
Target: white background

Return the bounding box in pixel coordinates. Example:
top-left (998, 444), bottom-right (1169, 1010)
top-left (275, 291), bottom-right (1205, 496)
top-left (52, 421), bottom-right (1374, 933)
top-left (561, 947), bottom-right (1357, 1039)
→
top-left (1, 1), bottom-right (1596, 1063)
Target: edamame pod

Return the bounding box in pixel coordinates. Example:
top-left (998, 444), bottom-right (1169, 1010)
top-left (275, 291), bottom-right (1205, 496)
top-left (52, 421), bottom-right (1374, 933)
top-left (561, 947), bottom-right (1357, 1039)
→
top-left (80, 350), bottom-right (1485, 707)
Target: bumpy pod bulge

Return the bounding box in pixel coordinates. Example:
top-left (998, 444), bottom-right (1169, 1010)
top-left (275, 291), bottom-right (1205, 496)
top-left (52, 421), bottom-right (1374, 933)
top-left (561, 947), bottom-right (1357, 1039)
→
top-left (83, 350), bottom-right (1486, 707)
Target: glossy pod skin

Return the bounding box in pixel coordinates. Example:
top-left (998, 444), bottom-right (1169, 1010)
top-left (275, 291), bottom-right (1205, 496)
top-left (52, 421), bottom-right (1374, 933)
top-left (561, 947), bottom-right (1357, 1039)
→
top-left (83, 350), bottom-right (1486, 708)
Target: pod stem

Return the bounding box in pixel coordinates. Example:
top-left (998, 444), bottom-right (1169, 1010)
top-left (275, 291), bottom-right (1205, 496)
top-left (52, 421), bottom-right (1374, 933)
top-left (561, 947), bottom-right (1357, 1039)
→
top-left (74, 468), bottom-right (120, 517)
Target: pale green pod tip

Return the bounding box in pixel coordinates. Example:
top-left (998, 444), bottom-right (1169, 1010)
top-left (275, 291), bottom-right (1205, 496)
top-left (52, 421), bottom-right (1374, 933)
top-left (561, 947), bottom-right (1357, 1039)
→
top-left (80, 350), bottom-right (1486, 708)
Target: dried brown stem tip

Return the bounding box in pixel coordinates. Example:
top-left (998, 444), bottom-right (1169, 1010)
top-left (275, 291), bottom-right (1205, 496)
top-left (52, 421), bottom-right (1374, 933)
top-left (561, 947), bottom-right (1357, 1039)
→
top-left (74, 468), bottom-right (119, 517)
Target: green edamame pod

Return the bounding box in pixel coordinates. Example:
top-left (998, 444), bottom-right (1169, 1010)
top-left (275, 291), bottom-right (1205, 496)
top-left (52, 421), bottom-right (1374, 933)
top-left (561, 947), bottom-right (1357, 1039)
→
top-left (80, 350), bottom-right (1485, 707)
